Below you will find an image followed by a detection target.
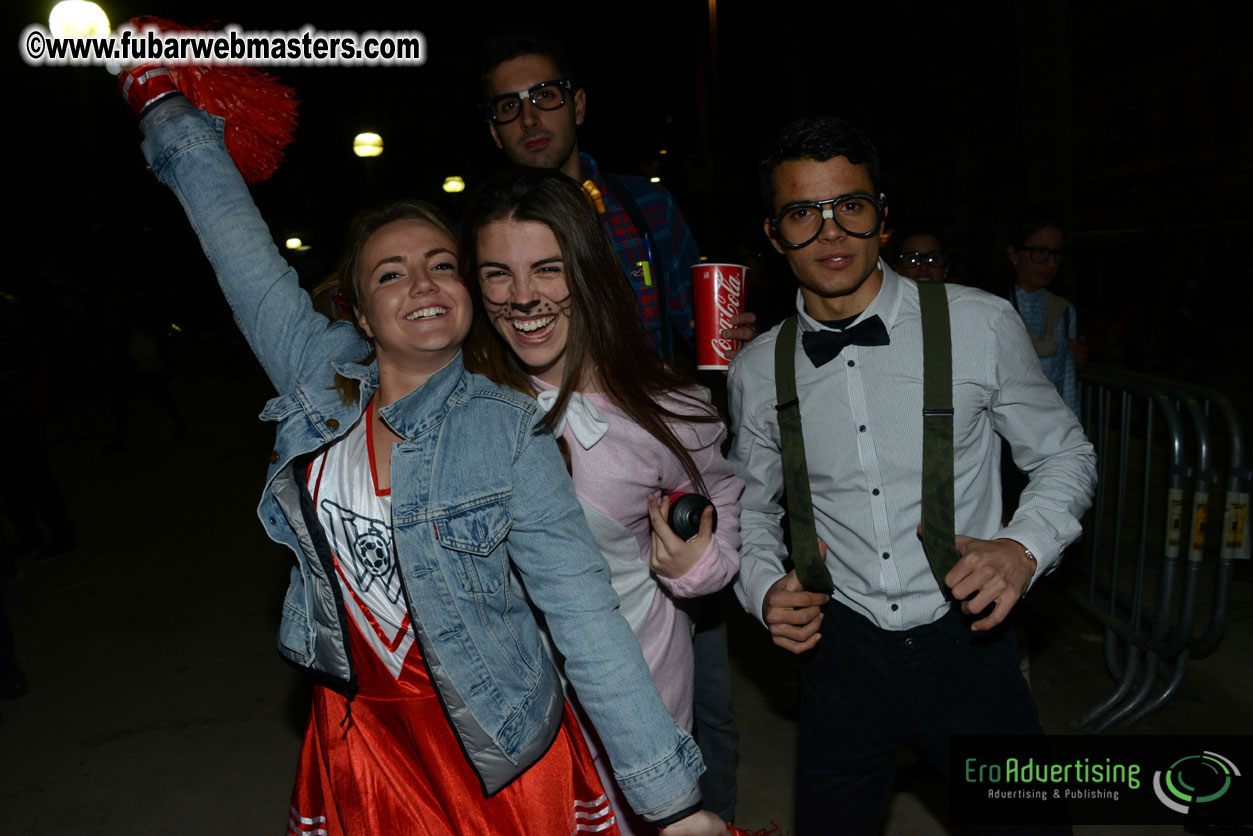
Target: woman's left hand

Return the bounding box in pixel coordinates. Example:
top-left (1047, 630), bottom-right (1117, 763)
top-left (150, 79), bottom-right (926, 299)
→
top-left (648, 494), bottom-right (715, 580)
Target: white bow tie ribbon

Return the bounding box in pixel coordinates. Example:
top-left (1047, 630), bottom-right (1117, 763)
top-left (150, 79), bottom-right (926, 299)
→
top-left (535, 390), bottom-right (610, 449)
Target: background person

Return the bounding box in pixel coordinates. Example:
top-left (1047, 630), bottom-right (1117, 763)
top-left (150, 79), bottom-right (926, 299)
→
top-left (891, 228), bottom-right (949, 282)
top-left (1005, 206), bottom-right (1085, 417)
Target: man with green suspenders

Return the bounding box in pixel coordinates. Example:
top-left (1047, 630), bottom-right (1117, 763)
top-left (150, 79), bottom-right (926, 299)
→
top-left (728, 116), bottom-right (1096, 835)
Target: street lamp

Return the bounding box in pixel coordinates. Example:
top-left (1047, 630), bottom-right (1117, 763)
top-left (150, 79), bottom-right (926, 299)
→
top-left (442, 176), bottom-right (465, 194)
top-left (48, 1), bottom-right (109, 37)
top-left (353, 132), bottom-right (383, 158)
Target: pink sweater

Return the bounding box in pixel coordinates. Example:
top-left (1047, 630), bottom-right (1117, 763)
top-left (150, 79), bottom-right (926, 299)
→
top-left (533, 380), bottom-right (742, 730)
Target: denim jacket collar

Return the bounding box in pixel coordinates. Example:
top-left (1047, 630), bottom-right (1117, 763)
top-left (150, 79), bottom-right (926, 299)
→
top-left (331, 352), bottom-right (469, 440)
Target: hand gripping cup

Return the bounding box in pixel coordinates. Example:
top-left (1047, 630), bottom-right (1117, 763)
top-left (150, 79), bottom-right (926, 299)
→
top-left (692, 263), bottom-right (747, 371)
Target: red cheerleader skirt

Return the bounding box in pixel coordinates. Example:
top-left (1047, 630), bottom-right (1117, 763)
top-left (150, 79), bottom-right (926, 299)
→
top-left (287, 613), bottom-right (620, 836)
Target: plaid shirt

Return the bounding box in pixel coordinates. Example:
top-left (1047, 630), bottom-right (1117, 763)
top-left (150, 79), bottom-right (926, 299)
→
top-left (580, 153), bottom-right (698, 355)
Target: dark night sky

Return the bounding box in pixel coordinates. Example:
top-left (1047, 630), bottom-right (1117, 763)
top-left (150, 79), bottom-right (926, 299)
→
top-left (9, 0), bottom-right (1252, 407)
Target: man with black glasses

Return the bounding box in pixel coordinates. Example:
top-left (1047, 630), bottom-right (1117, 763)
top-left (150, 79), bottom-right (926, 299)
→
top-left (728, 116), bottom-right (1095, 835)
top-left (892, 228), bottom-right (949, 282)
top-left (479, 32), bottom-right (758, 358)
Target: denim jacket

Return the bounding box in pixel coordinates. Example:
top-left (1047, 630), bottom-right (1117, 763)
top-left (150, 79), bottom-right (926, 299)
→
top-left (140, 105), bottom-right (702, 820)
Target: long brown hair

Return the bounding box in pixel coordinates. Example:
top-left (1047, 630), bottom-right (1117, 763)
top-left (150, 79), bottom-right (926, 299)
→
top-left (461, 167), bottom-right (718, 492)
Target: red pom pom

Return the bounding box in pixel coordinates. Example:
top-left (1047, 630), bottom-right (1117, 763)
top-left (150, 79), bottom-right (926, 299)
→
top-left (123, 16), bottom-right (299, 183)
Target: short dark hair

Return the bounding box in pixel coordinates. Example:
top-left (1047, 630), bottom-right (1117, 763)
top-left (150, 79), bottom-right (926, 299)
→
top-left (1005, 203), bottom-right (1063, 248)
top-left (758, 116), bottom-right (883, 212)
top-left (890, 226), bottom-right (945, 260)
top-left (479, 30), bottom-right (576, 98)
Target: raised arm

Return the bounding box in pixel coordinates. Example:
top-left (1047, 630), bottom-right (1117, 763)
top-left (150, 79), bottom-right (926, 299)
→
top-left (139, 98), bottom-right (365, 394)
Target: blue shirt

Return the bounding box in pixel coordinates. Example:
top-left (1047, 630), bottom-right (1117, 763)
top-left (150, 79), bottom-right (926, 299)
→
top-left (1014, 286), bottom-right (1079, 417)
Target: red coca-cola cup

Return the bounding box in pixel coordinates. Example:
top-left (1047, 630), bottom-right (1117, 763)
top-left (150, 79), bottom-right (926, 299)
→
top-left (691, 263), bottom-right (747, 370)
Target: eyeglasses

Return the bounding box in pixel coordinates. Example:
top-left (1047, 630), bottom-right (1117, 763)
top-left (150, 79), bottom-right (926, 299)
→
top-left (484, 79), bottom-right (573, 124)
top-left (769, 192), bottom-right (886, 248)
top-left (1014, 246), bottom-right (1064, 264)
top-left (897, 250), bottom-right (947, 269)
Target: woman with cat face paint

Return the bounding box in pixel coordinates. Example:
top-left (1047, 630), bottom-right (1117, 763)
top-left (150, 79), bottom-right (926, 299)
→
top-left (463, 168), bottom-right (742, 836)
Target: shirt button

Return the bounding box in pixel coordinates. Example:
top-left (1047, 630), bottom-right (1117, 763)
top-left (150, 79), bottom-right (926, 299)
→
top-left (327, 418), bottom-right (340, 429)
top-left (904, 637), bottom-right (915, 648)
top-left (269, 451), bottom-right (279, 464)
top-left (882, 552), bottom-right (890, 560)
top-left (891, 603), bottom-right (899, 612)
top-left (847, 360), bottom-right (855, 367)
top-left (872, 488), bottom-right (880, 496)
top-left (859, 425), bottom-right (866, 432)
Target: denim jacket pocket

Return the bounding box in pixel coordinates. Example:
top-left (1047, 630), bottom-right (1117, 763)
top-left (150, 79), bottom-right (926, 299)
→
top-left (434, 499), bottom-right (513, 595)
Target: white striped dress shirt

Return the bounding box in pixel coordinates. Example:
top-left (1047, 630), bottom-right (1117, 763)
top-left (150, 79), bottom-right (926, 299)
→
top-left (729, 263), bottom-right (1096, 631)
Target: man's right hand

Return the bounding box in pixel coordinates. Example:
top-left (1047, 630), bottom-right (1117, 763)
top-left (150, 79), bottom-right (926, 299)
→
top-left (762, 543), bottom-right (831, 654)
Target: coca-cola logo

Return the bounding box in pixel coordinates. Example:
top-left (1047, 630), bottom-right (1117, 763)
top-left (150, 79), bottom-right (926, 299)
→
top-left (710, 267), bottom-right (743, 361)
top-left (710, 337), bottom-right (737, 361)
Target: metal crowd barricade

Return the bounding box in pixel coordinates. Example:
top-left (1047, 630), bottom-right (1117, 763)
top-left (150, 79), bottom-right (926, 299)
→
top-left (1068, 364), bottom-right (1249, 731)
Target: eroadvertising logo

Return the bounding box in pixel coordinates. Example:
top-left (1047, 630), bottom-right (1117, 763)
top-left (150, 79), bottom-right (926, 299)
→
top-left (951, 735), bottom-right (1252, 828)
top-left (1152, 750), bottom-right (1240, 815)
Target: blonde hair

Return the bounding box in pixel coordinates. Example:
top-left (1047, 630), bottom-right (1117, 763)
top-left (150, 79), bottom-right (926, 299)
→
top-left (328, 200), bottom-right (460, 405)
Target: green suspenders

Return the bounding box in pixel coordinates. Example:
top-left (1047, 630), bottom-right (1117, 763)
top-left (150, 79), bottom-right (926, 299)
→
top-left (773, 282), bottom-right (960, 594)
top-left (916, 281), bottom-right (962, 586)
top-left (774, 315), bottom-right (833, 594)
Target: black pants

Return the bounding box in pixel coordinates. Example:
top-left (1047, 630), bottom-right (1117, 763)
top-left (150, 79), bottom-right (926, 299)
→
top-left (796, 600), bottom-right (1068, 836)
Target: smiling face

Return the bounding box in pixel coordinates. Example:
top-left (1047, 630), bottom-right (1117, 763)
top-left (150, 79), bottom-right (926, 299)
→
top-left (354, 219), bottom-right (472, 380)
top-left (486, 53), bottom-right (586, 180)
top-left (765, 156), bottom-right (886, 320)
top-left (475, 218), bottom-right (574, 386)
top-left (1008, 224), bottom-right (1063, 293)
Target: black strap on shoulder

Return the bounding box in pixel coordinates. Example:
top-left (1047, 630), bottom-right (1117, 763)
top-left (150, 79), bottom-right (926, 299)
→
top-left (773, 315), bottom-right (833, 594)
top-left (773, 288), bottom-right (960, 599)
top-left (603, 173), bottom-right (673, 358)
top-left (917, 281), bottom-right (960, 591)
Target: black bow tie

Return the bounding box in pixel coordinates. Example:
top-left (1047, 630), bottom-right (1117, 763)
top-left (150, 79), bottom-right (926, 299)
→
top-left (801, 315), bottom-right (890, 367)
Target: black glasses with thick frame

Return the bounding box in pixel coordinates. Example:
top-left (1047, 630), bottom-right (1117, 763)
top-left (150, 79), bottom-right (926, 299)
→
top-left (769, 192), bottom-right (888, 249)
top-left (1013, 245), bottom-right (1065, 264)
top-left (484, 79), bottom-right (573, 124)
